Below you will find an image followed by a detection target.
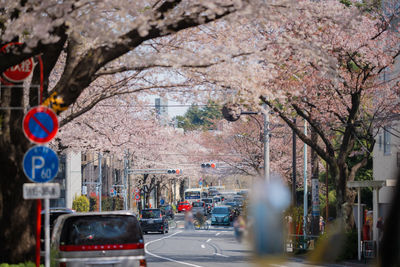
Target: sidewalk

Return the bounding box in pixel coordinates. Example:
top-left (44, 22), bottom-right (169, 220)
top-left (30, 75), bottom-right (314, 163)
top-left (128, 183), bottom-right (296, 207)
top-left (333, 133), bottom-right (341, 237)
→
top-left (289, 254), bottom-right (376, 267)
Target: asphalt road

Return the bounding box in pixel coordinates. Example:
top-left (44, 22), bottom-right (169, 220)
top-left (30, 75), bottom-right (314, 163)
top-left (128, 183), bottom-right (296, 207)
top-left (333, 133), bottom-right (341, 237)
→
top-left (144, 213), bottom-right (254, 267)
top-left (143, 214), bottom-right (368, 267)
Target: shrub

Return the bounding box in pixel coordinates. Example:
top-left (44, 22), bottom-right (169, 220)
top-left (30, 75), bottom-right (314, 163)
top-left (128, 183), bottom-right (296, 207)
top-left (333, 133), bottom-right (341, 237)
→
top-left (89, 196), bottom-right (98, 211)
top-left (72, 195), bottom-right (90, 212)
top-left (338, 229), bottom-right (358, 260)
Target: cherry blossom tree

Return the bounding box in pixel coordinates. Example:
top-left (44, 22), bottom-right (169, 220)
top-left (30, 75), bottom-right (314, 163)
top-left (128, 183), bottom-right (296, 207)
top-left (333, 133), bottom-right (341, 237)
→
top-left (189, 1), bottom-right (400, 229)
top-left (0, 0), bottom-right (249, 262)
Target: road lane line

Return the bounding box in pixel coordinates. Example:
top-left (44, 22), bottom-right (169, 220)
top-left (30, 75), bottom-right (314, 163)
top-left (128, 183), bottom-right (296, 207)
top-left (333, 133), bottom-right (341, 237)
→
top-left (201, 244), bottom-right (205, 248)
top-left (145, 231), bottom-right (203, 267)
top-left (216, 232), bottom-right (221, 236)
top-left (214, 253), bottom-right (229, 258)
top-left (206, 239), bottom-right (212, 243)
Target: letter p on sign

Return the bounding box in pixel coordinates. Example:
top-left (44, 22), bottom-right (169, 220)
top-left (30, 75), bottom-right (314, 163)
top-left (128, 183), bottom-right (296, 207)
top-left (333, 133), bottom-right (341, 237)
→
top-left (32, 156), bottom-right (45, 179)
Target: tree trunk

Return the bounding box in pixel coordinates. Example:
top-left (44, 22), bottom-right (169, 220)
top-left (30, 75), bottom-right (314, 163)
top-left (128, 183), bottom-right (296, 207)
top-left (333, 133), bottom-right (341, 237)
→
top-left (334, 163), bottom-right (355, 232)
top-left (0, 87), bottom-right (36, 263)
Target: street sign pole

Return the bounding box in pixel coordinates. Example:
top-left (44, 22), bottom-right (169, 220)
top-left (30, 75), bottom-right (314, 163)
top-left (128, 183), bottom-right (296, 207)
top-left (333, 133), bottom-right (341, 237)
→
top-left (44, 198), bottom-right (50, 267)
top-left (23, 183), bottom-right (60, 267)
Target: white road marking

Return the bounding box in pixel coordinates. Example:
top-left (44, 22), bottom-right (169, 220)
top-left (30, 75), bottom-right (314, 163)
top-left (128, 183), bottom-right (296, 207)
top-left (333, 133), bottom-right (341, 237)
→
top-left (216, 232), bottom-right (221, 236)
top-left (206, 238), bottom-right (212, 243)
top-left (214, 253), bottom-right (229, 258)
top-left (201, 244), bottom-right (206, 248)
top-left (145, 231), bottom-right (203, 267)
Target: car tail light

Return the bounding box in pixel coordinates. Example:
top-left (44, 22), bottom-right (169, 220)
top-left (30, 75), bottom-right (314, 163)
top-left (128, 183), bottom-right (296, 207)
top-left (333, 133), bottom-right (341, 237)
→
top-left (59, 263), bottom-right (66, 267)
top-left (59, 243), bottom-right (144, 251)
top-left (140, 259), bottom-right (147, 267)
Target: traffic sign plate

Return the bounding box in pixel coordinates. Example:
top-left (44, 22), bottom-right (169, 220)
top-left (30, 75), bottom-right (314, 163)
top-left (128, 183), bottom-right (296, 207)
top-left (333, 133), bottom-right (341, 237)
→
top-left (1, 43), bottom-right (34, 84)
top-left (134, 193), bottom-right (140, 200)
top-left (23, 106), bottom-right (58, 144)
top-left (23, 146), bottom-right (59, 183)
top-left (23, 183), bottom-right (60, 199)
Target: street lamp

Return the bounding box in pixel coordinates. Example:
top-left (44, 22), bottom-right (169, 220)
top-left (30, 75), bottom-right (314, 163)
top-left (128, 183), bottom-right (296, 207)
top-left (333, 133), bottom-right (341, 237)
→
top-left (222, 104), bottom-right (270, 183)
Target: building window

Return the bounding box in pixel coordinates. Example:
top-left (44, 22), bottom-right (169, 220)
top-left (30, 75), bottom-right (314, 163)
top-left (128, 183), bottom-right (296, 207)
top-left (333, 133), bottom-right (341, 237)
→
top-left (383, 128), bottom-right (391, 155)
top-left (378, 134), bottom-right (382, 150)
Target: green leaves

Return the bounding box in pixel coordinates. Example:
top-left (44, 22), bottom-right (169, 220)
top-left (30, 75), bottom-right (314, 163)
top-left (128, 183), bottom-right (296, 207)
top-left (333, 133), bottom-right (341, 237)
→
top-left (174, 100), bottom-right (222, 131)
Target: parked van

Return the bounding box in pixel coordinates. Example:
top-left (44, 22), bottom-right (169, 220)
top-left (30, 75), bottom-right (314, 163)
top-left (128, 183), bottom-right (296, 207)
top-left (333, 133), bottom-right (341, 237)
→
top-left (51, 211), bottom-right (146, 267)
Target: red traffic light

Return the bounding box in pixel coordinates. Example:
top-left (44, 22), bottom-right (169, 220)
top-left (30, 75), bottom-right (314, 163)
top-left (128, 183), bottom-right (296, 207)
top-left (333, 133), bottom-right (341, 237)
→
top-left (176, 169), bottom-right (180, 174)
top-left (210, 163), bottom-right (216, 168)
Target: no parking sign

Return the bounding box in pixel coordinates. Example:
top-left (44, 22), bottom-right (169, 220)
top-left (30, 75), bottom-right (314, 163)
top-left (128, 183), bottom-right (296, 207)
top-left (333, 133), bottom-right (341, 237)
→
top-left (23, 106), bottom-right (58, 144)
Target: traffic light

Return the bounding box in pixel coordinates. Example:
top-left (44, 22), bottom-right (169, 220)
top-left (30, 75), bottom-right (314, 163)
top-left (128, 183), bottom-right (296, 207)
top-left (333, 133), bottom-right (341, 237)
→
top-left (201, 163), bottom-right (216, 168)
top-left (167, 169), bottom-right (182, 174)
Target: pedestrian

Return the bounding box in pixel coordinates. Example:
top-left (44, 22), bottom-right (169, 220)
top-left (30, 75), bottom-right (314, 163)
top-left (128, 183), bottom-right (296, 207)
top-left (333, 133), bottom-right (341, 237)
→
top-left (233, 215), bottom-right (245, 242)
top-left (319, 216), bottom-right (325, 234)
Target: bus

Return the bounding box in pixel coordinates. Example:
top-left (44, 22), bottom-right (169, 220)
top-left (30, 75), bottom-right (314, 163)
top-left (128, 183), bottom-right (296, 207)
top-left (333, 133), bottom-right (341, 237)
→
top-left (184, 188), bottom-right (207, 202)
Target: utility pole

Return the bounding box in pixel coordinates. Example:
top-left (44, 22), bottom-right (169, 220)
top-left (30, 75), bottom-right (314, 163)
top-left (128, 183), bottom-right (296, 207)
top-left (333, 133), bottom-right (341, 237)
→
top-left (303, 121), bottom-right (308, 238)
top-left (98, 152), bottom-right (102, 212)
top-left (123, 151), bottom-right (128, 210)
top-left (311, 128), bottom-right (320, 236)
top-left (292, 118), bottom-right (297, 206)
top-left (263, 105), bottom-right (270, 183)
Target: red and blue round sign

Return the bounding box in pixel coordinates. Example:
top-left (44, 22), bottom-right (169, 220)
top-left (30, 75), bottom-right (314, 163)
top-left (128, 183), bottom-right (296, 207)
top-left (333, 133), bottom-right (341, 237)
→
top-left (23, 106), bottom-right (59, 144)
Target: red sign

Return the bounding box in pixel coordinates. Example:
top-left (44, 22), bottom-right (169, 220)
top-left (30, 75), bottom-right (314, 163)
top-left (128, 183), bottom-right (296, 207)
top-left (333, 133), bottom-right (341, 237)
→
top-left (1, 43), bottom-right (34, 84)
top-left (23, 106), bottom-right (58, 144)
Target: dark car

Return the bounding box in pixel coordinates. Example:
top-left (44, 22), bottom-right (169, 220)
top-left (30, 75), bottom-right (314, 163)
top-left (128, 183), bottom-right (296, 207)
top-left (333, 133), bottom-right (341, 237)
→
top-left (160, 204), bottom-right (174, 219)
top-left (40, 207), bottom-right (75, 252)
top-left (211, 206), bottom-right (233, 226)
top-left (140, 208), bottom-right (169, 234)
top-left (50, 211), bottom-right (146, 267)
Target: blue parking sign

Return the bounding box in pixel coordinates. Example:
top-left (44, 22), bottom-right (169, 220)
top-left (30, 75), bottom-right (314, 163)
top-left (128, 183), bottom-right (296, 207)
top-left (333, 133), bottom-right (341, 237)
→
top-left (23, 146), bottom-right (59, 183)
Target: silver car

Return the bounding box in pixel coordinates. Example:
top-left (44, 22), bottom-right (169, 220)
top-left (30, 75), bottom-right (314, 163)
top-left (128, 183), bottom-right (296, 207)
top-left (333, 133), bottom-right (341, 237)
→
top-left (51, 211), bottom-right (146, 267)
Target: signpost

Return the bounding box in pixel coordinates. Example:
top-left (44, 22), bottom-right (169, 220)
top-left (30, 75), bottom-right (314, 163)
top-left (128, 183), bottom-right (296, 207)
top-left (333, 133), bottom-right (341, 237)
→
top-left (23, 183), bottom-right (60, 267)
top-left (21, 104), bottom-right (59, 267)
top-left (23, 106), bottom-right (59, 144)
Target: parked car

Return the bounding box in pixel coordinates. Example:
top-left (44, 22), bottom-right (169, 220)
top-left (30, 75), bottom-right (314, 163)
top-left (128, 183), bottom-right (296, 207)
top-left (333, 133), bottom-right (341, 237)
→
top-left (211, 206), bottom-right (233, 226)
top-left (40, 207), bottom-right (75, 252)
top-left (159, 204), bottom-right (174, 219)
top-left (191, 201), bottom-right (206, 216)
top-left (50, 211), bottom-right (146, 267)
top-left (140, 208), bottom-right (169, 234)
top-left (177, 201), bottom-right (192, 213)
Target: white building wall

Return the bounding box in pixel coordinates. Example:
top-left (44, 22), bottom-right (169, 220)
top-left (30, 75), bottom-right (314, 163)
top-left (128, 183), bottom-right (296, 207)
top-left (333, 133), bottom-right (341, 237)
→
top-left (373, 123), bottom-right (399, 204)
top-left (65, 151), bottom-right (82, 209)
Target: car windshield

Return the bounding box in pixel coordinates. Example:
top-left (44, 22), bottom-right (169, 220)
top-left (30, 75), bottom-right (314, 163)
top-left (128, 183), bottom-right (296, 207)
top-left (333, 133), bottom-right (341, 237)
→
top-left (60, 215), bottom-right (142, 246)
top-left (141, 210), bottom-right (161, 219)
top-left (192, 202), bottom-right (204, 207)
top-left (213, 197), bottom-right (221, 202)
top-left (213, 207), bottom-right (229, 214)
top-left (179, 202), bottom-right (188, 206)
top-left (203, 199), bottom-right (212, 204)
